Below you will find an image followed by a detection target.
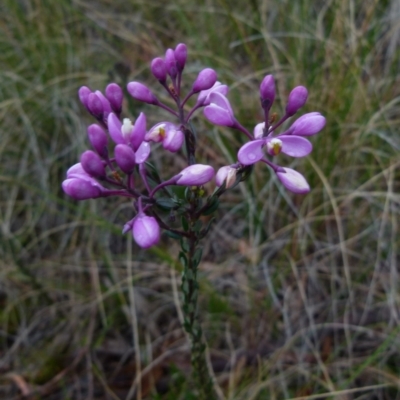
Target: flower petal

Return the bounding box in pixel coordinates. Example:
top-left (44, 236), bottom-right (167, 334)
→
top-left (134, 141), bottom-right (151, 164)
top-left (237, 140), bottom-right (265, 165)
top-left (131, 112), bottom-right (147, 151)
top-left (276, 167), bottom-right (310, 194)
top-left (107, 113), bottom-right (124, 144)
top-left (290, 112), bottom-right (326, 136)
top-left (277, 135), bottom-right (312, 157)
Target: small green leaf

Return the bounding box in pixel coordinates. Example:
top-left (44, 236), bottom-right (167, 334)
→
top-left (179, 251), bottom-right (188, 266)
top-left (156, 197), bottom-right (178, 210)
top-left (165, 230), bottom-right (182, 240)
top-left (180, 237), bottom-right (189, 252)
top-left (193, 248), bottom-right (203, 268)
top-left (194, 220), bottom-right (202, 233)
top-left (199, 217), bottom-right (215, 239)
top-left (202, 197), bottom-right (220, 216)
top-left (181, 215), bottom-right (189, 232)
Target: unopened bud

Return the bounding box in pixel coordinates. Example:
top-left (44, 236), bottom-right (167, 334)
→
top-left (114, 144), bottom-right (136, 174)
top-left (165, 48), bottom-right (178, 79)
top-left (127, 82), bottom-right (158, 104)
top-left (175, 164), bottom-right (215, 186)
top-left (215, 166), bottom-right (237, 188)
top-left (78, 86), bottom-right (92, 108)
top-left (87, 124), bottom-right (108, 158)
top-left (105, 83), bottom-right (123, 114)
top-left (87, 93), bottom-right (103, 119)
top-left (133, 215), bottom-right (160, 248)
top-left (80, 150), bottom-right (106, 178)
top-left (192, 68), bottom-right (217, 93)
top-left (259, 75), bottom-right (275, 110)
top-left (286, 86), bottom-right (308, 116)
top-left (151, 57), bottom-right (167, 82)
top-left (174, 43), bottom-right (187, 71)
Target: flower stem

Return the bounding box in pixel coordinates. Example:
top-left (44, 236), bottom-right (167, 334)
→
top-left (180, 190), bottom-right (216, 399)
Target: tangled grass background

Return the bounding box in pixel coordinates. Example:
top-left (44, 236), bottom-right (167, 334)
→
top-left (1, 0), bottom-right (400, 398)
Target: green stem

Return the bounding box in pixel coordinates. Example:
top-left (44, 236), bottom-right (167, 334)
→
top-left (181, 220), bottom-right (215, 399)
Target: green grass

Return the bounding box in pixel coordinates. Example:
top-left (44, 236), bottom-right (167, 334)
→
top-left (1, 0), bottom-right (400, 398)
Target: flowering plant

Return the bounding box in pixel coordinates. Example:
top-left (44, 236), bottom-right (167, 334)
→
top-left (62, 43), bottom-right (325, 398)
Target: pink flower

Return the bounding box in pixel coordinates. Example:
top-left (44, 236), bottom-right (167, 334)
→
top-left (133, 214), bottom-right (160, 248)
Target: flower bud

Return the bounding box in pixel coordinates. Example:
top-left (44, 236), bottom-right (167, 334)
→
top-left (133, 215), bottom-right (160, 248)
top-left (78, 86), bottom-right (91, 108)
top-left (162, 128), bottom-right (184, 152)
top-left (203, 92), bottom-right (236, 127)
top-left (259, 75), bottom-right (275, 110)
top-left (276, 167), bottom-right (310, 194)
top-left (105, 83), bottom-right (123, 114)
top-left (197, 81), bottom-right (229, 106)
top-left (115, 144), bottom-right (136, 174)
top-left (192, 68), bottom-right (217, 93)
top-left (216, 166), bottom-right (237, 188)
top-left (165, 48), bottom-right (178, 79)
top-left (87, 124), bottom-right (108, 158)
top-left (150, 57), bottom-right (167, 82)
top-left (175, 164), bottom-right (215, 186)
top-left (95, 90), bottom-right (111, 118)
top-left (290, 112), bottom-right (326, 136)
top-left (285, 86), bottom-right (308, 116)
top-left (127, 82), bottom-right (158, 104)
top-left (62, 178), bottom-right (103, 200)
top-left (80, 150), bottom-right (106, 178)
top-left (66, 163), bottom-right (88, 179)
top-left (87, 93), bottom-right (104, 119)
top-left (174, 43), bottom-right (187, 71)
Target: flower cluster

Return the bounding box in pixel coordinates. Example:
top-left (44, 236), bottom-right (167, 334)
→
top-left (204, 76), bottom-right (326, 193)
top-left (62, 43), bottom-right (325, 248)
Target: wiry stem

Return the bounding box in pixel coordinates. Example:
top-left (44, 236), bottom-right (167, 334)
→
top-left (181, 222), bottom-right (215, 399)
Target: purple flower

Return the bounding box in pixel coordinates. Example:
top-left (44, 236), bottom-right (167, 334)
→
top-left (107, 113), bottom-right (147, 151)
top-left (62, 163), bottom-right (106, 200)
top-left (203, 92), bottom-right (236, 127)
top-left (196, 81), bottom-right (229, 106)
top-left (62, 178), bottom-right (104, 200)
top-left (276, 168), bottom-right (310, 194)
top-left (133, 214), bottom-right (160, 248)
top-left (175, 164), bottom-right (215, 186)
top-left (237, 135), bottom-right (312, 165)
top-left (145, 122), bottom-right (184, 153)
